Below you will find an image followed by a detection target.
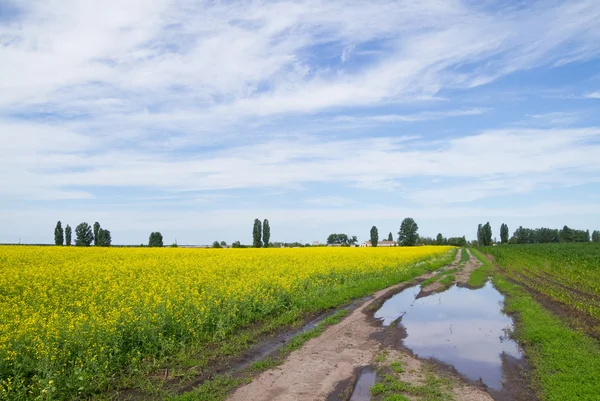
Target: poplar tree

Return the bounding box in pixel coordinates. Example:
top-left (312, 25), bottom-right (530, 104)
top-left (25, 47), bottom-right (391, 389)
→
top-left (253, 219), bottom-right (262, 248)
top-left (54, 221), bottom-right (64, 246)
top-left (263, 219), bottom-right (270, 248)
top-left (370, 226), bottom-right (379, 247)
top-left (500, 223), bottom-right (509, 244)
top-left (483, 222), bottom-right (493, 246)
top-left (65, 224), bottom-right (72, 246)
top-left (93, 222), bottom-right (100, 246)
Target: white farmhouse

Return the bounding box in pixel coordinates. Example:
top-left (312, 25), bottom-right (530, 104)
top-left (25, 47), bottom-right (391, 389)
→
top-left (361, 240), bottom-right (397, 247)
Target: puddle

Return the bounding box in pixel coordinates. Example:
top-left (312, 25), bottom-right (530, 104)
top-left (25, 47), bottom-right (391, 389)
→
top-left (349, 367), bottom-right (377, 401)
top-left (374, 281), bottom-right (522, 391)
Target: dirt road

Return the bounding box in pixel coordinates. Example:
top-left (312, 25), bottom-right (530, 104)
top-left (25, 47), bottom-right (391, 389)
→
top-left (227, 249), bottom-right (494, 401)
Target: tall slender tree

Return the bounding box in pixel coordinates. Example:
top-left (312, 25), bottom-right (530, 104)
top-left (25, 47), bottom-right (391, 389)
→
top-left (398, 218), bottom-right (419, 246)
top-left (482, 222), bottom-right (493, 246)
top-left (263, 219), bottom-right (270, 248)
top-left (500, 223), bottom-right (509, 244)
top-left (54, 221), bottom-right (64, 246)
top-left (592, 230), bottom-right (600, 243)
top-left (477, 224), bottom-right (483, 245)
top-left (93, 222), bottom-right (101, 246)
top-left (388, 232), bottom-right (393, 241)
top-left (370, 226), bottom-right (379, 247)
top-left (65, 224), bottom-right (72, 246)
top-left (436, 233), bottom-right (444, 245)
top-left (253, 218), bottom-right (263, 248)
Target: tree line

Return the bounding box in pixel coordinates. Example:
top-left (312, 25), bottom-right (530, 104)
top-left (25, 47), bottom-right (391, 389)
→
top-left (333, 217), bottom-right (464, 247)
top-left (54, 221), bottom-right (111, 247)
top-left (474, 222), bottom-right (600, 245)
top-left (418, 235), bottom-right (467, 247)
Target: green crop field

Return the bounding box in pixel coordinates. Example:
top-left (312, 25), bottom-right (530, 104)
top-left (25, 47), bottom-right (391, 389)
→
top-left (486, 243), bottom-right (600, 321)
top-left (479, 243), bottom-right (600, 401)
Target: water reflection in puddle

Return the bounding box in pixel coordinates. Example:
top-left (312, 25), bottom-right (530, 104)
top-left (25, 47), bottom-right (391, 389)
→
top-left (349, 367), bottom-right (377, 401)
top-left (375, 281), bottom-right (522, 390)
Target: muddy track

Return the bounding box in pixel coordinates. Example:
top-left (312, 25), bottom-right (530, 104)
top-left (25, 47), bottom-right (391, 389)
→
top-left (227, 249), bottom-right (504, 401)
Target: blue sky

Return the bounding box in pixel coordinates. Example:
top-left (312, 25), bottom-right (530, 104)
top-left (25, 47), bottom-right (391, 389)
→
top-left (1, 0), bottom-right (599, 245)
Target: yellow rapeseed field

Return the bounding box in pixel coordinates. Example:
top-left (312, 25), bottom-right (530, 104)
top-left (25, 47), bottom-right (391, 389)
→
top-left (0, 245), bottom-right (453, 400)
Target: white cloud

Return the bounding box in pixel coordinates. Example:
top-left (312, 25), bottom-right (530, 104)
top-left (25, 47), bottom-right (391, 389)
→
top-left (2, 0), bottom-right (600, 122)
top-left (524, 112), bottom-right (581, 126)
top-left (340, 44), bottom-right (355, 63)
top-left (2, 123), bottom-right (599, 200)
top-left (584, 91), bottom-right (600, 99)
top-left (335, 108), bottom-right (489, 123)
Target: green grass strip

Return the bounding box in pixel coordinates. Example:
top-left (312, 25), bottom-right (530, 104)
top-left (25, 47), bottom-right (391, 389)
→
top-left (166, 375), bottom-right (247, 401)
top-left (467, 248), bottom-right (493, 288)
top-left (492, 273), bottom-right (600, 400)
top-left (438, 274), bottom-right (455, 288)
top-left (459, 248), bottom-right (470, 263)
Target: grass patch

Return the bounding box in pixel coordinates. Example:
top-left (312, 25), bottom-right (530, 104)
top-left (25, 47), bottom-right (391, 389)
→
top-left (372, 373), bottom-right (452, 400)
top-left (421, 276), bottom-right (437, 286)
top-left (492, 272), bottom-right (600, 400)
top-left (371, 358), bottom-right (453, 401)
top-left (438, 275), bottom-right (455, 288)
top-left (248, 357), bottom-right (280, 372)
top-left (389, 361), bottom-right (404, 373)
top-left (467, 248), bottom-right (493, 287)
top-left (383, 394), bottom-right (410, 401)
top-left (280, 309), bottom-right (349, 355)
top-left (459, 248), bottom-right (470, 263)
top-left (421, 268), bottom-right (458, 288)
top-left (375, 349), bottom-right (390, 363)
top-left (166, 375), bottom-right (247, 401)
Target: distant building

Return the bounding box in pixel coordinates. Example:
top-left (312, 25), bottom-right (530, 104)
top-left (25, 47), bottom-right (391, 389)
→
top-left (313, 240), bottom-right (320, 246)
top-left (361, 240), bottom-right (397, 247)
